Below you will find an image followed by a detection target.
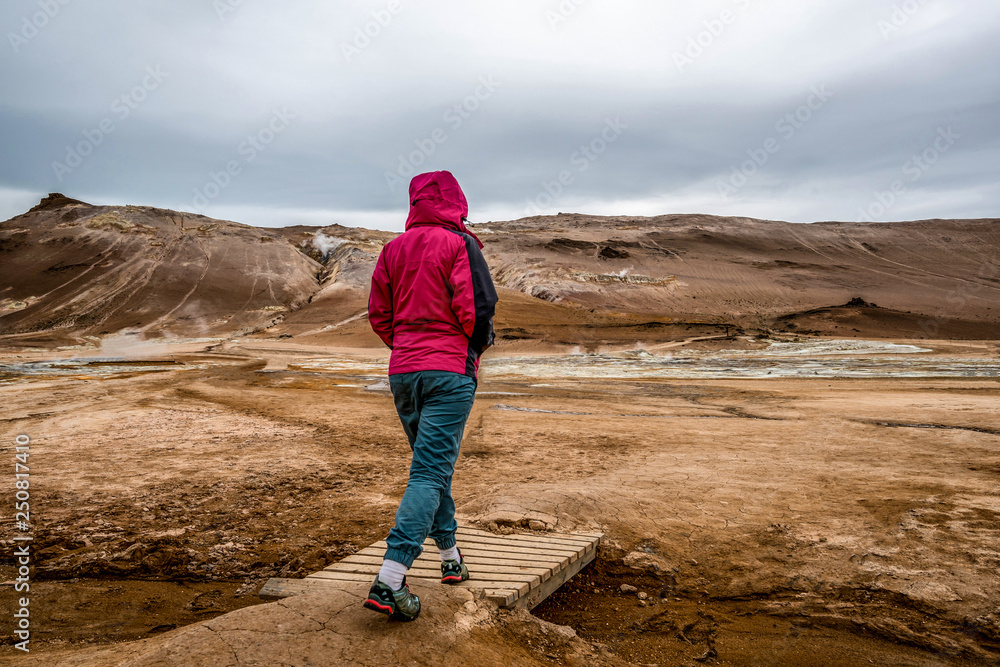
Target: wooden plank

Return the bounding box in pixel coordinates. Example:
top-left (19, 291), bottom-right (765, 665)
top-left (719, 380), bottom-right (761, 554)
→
top-left (516, 541), bottom-right (598, 610)
top-left (456, 554), bottom-right (567, 570)
top-left (362, 537), bottom-right (582, 555)
top-left (455, 537), bottom-right (589, 555)
top-left (453, 531), bottom-right (588, 552)
top-left (336, 554), bottom-right (553, 580)
top-left (456, 520), bottom-right (600, 540)
top-left (430, 535), bottom-right (584, 557)
top-left (341, 552), bottom-right (556, 571)
top-left (365, 530), bottom-right (589, 554)
top-left (418, 578), bottom-right (533, 597)
top-left (309, 571), bottom-right (533, 598)
top-left (352, 546), bottom-right (567, 569)
top-left (317, 562), bottom-right (539, 581)
top-left (323, 562), bottom-right (542, 586)
top-left (484, 589), bottom-right (518, 607)
top-left (458, 527), bottom-right (597, 547)
top-left (458, 579), bottom-right (531, 597)
top-left (352, 546), bottom-right (569, 570)
top-left (358, 538), bottom-right (596, 572)
top-left (413, 551), bottom-right (565, 567)
top-left (370, 540), bottom-right (580, 560)
top-left (573, 532), bottom-right (606, 540)
top-left (457, 526), bottom-right (593, 542)
top-left (457, 524), bottom-right (604, 546)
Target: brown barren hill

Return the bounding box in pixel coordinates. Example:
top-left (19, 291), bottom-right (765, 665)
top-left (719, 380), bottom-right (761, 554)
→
top-left (2, 197), bottom-right (998, 348)
top-left (477, 213), bottom-right (1000, 339)
top-left (0, 194), bottom-right (323, 346)
top-left (242, 212), bottom-right (1000, 347)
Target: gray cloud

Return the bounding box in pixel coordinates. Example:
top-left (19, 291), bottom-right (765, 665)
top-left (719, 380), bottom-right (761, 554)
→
top-left (1, 0), bottom-right (998, 229)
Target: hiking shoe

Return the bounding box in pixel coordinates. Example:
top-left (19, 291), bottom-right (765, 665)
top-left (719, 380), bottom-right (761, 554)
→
top-left (441, 550), bottom-right (470, 584)
top-left (363, 576), bottom-right (421, 621)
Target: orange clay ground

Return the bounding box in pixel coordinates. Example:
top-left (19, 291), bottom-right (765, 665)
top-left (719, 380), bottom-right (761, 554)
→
top-left (1, 336), bottom-right (998, 666)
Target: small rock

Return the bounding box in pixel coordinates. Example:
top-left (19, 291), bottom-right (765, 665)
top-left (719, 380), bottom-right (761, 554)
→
top-left (527, 520), bottom-right (548, 531)
top-left (620, 584), bottom-right (638, 594)
top-left (234, 582), bottom-right (256, 597)
top-left (694, 647), bottom-right (718, 662)
top-left (623, 550), bottom-right (669, 573)
top-left (638, 600), bottom-right (647, 607)
top-left (637, 591), bottom-right (648, 600)
top-left (549, 624), bottom-right (576, 640)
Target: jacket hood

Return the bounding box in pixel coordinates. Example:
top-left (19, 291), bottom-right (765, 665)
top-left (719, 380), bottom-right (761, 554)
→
top-left (405, 171), bottom-right (483, 248)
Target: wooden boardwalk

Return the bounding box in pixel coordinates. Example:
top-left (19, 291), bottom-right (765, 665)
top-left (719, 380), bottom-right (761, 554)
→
top-left (260, 525), bottom-right (603, 609)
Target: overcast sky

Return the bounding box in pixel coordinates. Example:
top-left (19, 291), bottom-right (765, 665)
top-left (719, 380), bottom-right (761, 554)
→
top-left (1, 0), bottom-right (998, 230)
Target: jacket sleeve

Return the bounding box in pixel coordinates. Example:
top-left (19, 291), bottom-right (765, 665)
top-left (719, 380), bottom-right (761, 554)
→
top-left (368, 247), bottom-right (395, 349)
top-left (449, 234), bottom-right (498, 355)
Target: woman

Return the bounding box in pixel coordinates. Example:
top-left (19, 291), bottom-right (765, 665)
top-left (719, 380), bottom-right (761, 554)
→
top-left (365, 170), bottom-right (498, 621)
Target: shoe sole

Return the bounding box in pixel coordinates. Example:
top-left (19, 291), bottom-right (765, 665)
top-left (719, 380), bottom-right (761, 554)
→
top-left (390, 607), bottom-right (420, 622)
top-left (441, 575), bottom-right (469, 584)
top-left (363, 599), bottom-right (394, 615)
top-left (364, 598), bottom-right (420, 622)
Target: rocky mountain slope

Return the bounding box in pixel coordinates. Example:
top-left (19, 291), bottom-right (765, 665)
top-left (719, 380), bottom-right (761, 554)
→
top-left (477, 213), bottom-right (999, 340)
top-left (0, 194), bottom-right (322, 346)
top-left (2, 195), bottom-right (997, 348)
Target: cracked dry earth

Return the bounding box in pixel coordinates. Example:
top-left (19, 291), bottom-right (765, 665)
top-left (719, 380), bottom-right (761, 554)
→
top-left (1, 345), bottom-right (999, 665)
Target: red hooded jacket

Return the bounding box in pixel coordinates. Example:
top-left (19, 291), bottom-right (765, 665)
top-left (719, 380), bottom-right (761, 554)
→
top-left (368, 171), bottom-right (498, 378)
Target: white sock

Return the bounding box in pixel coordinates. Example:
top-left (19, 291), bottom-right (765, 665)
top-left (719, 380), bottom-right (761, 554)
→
top-left (378, 559), bottom-right (407, 591)
top-left (440, 546), bottom-right (460, 562)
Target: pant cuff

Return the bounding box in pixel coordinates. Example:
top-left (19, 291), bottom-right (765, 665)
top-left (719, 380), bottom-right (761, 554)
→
top-left (384, 547), bottom-right (420, 569)
top-left (434, 534), bottom-right (457, 550)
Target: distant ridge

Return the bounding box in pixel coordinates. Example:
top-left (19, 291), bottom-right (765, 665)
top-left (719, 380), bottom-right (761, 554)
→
top-left (2, 196), bottom-right (998, 347)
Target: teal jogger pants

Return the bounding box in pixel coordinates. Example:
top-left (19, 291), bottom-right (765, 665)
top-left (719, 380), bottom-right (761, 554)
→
top-left (384, 370), bottom-right (477, 568)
